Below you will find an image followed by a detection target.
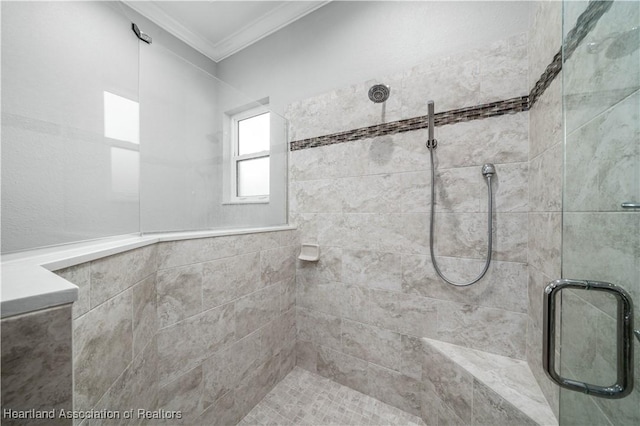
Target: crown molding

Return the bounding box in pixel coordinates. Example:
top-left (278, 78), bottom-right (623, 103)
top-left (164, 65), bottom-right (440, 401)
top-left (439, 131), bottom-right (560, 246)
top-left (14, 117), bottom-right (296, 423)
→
top-left (123, 1), bottom-right (330, 63)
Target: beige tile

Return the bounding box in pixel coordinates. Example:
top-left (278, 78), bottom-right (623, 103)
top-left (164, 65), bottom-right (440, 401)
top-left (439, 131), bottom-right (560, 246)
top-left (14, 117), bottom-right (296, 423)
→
top-left (132, 274), bottom-right (157, 357)
top-left (528, 212), bottom-right (562, 278)
top-left (423, 341), bottom-right (474, 424)
top-left (54, 263), bottom-right (91, 319)
top-left (369, 289), bottom-right (438, 338)
top-left (296, 246), bottom-right (342, 286)
top-left (402, 255), bottom-right (528, 313)
top-left (341, 319), bottom-right (402, 371)
top-left (368, 363), bottom-right (422, 416)
top-left (529, 77), bottom-right (562, 158)
top-left (73, 289), bottom-right (133, 412)
top-left (86, 338), bottom-right (158, 426)
top-left (316, 346), bottom-right (369, 396)
top-left (472, 380), bottom-right (537, 426)
top-left (157, 303), bottom-right (235, 386)
top-left (235, 285), bottom-right (280, 339)
top-left (157, 365), bottom-right (205, 425)
top-left (342, 249), bottom-right (403, 291)
top-left (261, 245), bottom-right (296, 285)
top-left (296, 307), bottom-right (341, 351)
top-left (90, 244), bottom-right (157, 308)
top-left (1, 306), bottom-right (73, 420)
top-left (156, 264), bottom-right (202, 329)
top-left (202, 329), bottom-right (262, 406)
top-left (437, 301), bottom-right (527, 359)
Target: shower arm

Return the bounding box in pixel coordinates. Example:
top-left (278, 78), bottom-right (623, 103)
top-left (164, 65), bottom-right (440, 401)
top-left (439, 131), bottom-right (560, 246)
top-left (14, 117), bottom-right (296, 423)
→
top-left (426, 101), bottom-right (437, 149)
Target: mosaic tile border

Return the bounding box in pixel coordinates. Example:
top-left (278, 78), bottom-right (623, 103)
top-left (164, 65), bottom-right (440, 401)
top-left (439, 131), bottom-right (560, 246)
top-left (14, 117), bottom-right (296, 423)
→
top-left (290, 96), bottom-right (529, 151)
top-left (529, 0), bottom-right (613, 108)
top-left (290, 0), bottom-right (611, 151)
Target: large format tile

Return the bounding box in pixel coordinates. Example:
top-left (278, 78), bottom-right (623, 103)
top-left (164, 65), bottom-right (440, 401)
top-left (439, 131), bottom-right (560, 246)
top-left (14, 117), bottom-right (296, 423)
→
top-left (296, 307), bottom-right (341, 351)
top-left (316, 346), bottom-right (369, 396)
top-left (402, 255), bottom-right (528, 313)
top-left (529, 141), bottom-right (562, 213)
top-left (86, 338), bottom-right (158, 426)
top-left (296, 245), bottom-right (342, 286)
top-left (432, 212), bottom-right (528, 263)
top-left (157, 366), bottom-right (205, 426)
top-left (296, 281), bottom-right (345, 317)
top-left (368, 363), bottom-right (422, 416)
top-left (202, 252), bottom-right (261, 309)
top-left (202, 329), bottom-right (262, 406)
top-left (529, 77), bottom-right (562, 158)
top-left (132, 274), bottom-right (157, 357)
top-left (369, 289), bottom-right (438, 338)
top-left (156, 264), bottom-right (202, 329)
top-left (73, 290), bottom-right (133, 412)
top-left (437, 301), bottom-right (527, 359)
top-left (1, 306), bottom-right (73, 425)
top-left (342, 249), bottom-right (403, 291)
top-left (157, 303), bottom-right (235, 385)
top-left (422, 341), bottom-right (474, 424)
top-left (564, 1), bottom-right (640, 133)
top-left (90, 244), bottom-right (157, 308)
top-left (341, 319), bottom-right (402, 371)
top-left (235, 285), bottom-right (280, 339)
top-left (54, 263), bottom-right (91, 319)
top-left (528, 212), bottom-right (562, 279)
top-left (261, 246), bottom-right (296, 285)
top-left (435, 112), bottom-right (528, 169)
top-left (472, 380), bottom-right (537, 426)
top-left (565, 91), bottom-right (639, 212)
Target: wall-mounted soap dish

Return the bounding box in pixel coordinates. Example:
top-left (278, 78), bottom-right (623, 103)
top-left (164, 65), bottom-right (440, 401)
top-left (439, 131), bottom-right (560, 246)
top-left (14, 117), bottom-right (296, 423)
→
top-left (298, 244), bottom-right (320, 262)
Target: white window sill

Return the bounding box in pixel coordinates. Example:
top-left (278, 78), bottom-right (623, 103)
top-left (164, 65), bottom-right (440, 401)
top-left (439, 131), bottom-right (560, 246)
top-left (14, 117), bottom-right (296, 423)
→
top-left (222, 199), bottom-right (270, 205)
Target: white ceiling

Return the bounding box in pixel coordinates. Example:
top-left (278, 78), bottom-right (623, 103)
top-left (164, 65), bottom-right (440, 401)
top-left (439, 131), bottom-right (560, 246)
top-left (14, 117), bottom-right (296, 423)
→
top-left (124, 1), bottom-right (330, 62)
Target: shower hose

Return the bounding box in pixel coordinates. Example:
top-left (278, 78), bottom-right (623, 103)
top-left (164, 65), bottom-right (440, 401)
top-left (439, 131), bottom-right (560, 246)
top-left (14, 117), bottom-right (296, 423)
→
top-left (428, 147), bottom-right (494, 286)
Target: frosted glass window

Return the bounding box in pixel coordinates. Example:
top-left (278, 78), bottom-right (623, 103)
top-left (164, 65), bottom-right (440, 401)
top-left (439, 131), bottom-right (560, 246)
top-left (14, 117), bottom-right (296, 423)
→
top-left (237, 157), bottom-right (269, 197)
top-left (111, 147), bottom-right (139, 195)
top-left (237, 112), bottom-right (270, 155)
top-left (104, 91), bottom-right (139, 144)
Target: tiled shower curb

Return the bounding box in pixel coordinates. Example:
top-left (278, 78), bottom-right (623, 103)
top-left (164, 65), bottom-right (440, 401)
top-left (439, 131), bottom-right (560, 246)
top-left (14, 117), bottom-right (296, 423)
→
top-left (290, 0), bottom-right (612, 152)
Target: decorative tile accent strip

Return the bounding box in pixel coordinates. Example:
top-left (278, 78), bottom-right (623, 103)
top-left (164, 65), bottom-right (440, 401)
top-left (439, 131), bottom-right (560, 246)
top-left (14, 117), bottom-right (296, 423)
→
top-left (529, 50), bottom-right (561, 107)
top-left (529, 0), bottom-right (613, 108)
top-left (290, 0), bottom-right (612, 151)
top-left (290, 96), bottom-right (529, 151)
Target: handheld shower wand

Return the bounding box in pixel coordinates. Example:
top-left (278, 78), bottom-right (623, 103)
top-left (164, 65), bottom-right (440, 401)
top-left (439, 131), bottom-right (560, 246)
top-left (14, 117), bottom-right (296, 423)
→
top-left (426, 100), bottom-right (495, 286)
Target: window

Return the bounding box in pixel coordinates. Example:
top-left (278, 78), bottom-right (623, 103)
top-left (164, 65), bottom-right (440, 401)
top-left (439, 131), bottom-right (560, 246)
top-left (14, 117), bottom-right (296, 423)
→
top-left (227, 106), bottom-right (270, 203)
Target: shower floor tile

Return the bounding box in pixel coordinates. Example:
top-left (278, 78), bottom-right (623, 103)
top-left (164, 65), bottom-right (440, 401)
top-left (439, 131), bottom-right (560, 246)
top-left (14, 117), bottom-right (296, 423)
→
top-left (238, 367), bottom-right (426, 426)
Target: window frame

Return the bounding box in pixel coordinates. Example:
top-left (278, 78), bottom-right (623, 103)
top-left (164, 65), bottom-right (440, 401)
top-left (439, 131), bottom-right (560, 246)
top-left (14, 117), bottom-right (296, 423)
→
top-left (225, 105), bottom-right (271, 204)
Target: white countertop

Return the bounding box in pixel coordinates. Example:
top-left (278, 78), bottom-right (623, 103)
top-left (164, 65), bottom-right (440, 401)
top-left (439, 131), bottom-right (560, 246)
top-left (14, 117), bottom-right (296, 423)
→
top-left (1, 226), bottom-right (295, 318)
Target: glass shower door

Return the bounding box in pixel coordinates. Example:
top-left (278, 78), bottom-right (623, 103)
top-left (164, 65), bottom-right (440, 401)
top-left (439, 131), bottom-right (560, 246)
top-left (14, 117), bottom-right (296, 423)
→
top-left (559, 0), bottom-right (639, 424)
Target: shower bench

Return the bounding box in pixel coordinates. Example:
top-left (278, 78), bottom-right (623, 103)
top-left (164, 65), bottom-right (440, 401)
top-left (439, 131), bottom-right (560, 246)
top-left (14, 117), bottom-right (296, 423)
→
top-left (421, 338), bottom-right (558, 426)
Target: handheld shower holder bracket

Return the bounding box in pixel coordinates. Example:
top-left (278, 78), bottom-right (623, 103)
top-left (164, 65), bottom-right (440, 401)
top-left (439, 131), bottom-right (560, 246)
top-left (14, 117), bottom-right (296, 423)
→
top-left (426, 139), bottom-right (438, 149)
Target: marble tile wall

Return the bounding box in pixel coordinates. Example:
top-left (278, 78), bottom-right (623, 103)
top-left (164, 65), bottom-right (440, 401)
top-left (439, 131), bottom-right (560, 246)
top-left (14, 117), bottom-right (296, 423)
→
top-left (526, 0), bottom-right (563, 419)
top-left (288, 32), bottom-right (531, 417)
top-left (1, 305), bottom-right (73, 426)
top-left (51, 229), bottom-right (298, 425)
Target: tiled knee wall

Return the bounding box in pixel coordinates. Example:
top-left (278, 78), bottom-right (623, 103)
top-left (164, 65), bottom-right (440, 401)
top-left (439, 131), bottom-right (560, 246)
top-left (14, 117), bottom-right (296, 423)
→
top-left (51, 229), bottom-right (298, 425)
top-left (1, 305), bottom-right (73, 426)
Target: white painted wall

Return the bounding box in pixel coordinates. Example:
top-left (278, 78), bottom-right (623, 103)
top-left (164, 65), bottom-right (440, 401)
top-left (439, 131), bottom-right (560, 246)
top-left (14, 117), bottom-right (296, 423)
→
top-left (217, 1), bottom-right (533, 115)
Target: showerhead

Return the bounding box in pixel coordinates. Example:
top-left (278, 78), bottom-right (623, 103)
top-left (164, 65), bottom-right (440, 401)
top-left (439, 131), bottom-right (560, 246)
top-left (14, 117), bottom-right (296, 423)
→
top-left (482, 163), bottom-right (496, 177)
top-left (368, 84), bottom-right (390, 103)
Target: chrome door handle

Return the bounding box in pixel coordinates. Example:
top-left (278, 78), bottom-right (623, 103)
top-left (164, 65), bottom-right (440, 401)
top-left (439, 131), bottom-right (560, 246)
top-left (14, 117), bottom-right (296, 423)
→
top-left (621, 202), bottom-right (640, 209)
top-left (543, 279), bottom-right (635, 399)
